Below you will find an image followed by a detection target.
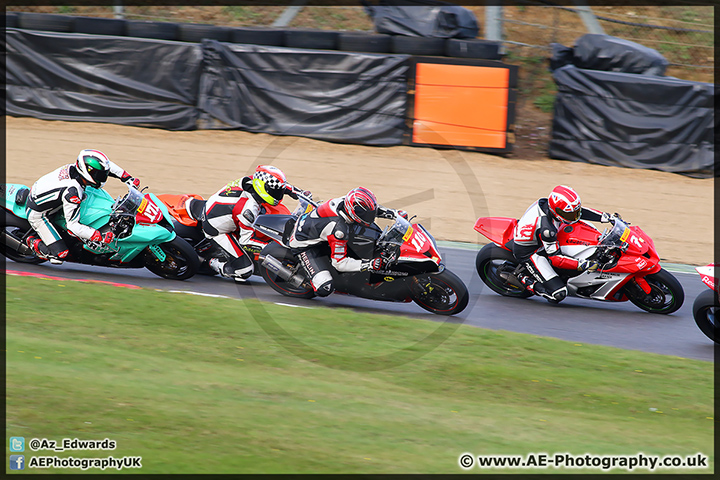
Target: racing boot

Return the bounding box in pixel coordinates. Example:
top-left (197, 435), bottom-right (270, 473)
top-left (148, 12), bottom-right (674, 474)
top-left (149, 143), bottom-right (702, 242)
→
top-left (518, 273), bottom-right (566, 304)
top-left (209, 257), bottom-right (250, 284)
top-left (26, 236), bottom-right (65, 264)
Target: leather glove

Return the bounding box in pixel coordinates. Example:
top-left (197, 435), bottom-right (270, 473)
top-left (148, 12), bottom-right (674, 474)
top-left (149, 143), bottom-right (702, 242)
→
top-left (601, 212), bottom-right (623, 224)
top-left (361, 257), bottom-right (385, 272)
top-left (285, 184), bottom-right (299, 200)
top-left (90, 230), bottom-right (114, 244)
top-left (578, 259), bottom-right (599, 272)
top-left (120, 171), bottom-right (140, 188)
top-left (396, 209), bottom-right (409, 220)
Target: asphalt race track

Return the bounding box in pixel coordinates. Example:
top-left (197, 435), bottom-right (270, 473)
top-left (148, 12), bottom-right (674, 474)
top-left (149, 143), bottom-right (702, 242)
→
top-left (6, 246), bottom-right (714, 362)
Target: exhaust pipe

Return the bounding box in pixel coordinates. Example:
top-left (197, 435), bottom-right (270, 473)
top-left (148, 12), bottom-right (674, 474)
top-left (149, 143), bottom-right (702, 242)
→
top-left (1, 231), bottom-right (32, 255)
top-left (261, 254), bottom-right (305, 288)
top-left (498, 270), bottom-right (525, 289)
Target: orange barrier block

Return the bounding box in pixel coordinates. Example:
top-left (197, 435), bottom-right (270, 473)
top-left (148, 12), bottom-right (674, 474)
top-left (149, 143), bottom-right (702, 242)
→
top-left (413, 63), bottom-right (510, 149)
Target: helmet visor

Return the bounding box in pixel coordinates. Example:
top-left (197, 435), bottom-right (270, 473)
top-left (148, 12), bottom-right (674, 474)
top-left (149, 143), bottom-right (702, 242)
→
top-left (555, 207), bottom-right (581, 223)
top-left (352, 206), bottom-right (377, 226)
top-left (84, 156), bottom-right (109, 186)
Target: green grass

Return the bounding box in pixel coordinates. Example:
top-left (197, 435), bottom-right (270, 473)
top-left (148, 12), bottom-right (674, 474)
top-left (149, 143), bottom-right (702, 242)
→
top-left (5, 275), bottom-right (713, 474)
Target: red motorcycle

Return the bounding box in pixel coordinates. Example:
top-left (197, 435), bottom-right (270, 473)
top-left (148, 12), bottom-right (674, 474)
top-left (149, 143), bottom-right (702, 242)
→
top-left (473, 216), bottom-right (684, 314)
top-left (157, 193), bottom-right (294, 277)
top-left (254, 197), bottom-right (469, 315)
top-left (693, 264), bottom-right (718, 343)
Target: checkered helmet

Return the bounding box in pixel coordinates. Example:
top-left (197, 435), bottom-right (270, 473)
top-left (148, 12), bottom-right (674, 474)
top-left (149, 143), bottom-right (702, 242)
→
top-left (252, 165), bottom-right (287, 206)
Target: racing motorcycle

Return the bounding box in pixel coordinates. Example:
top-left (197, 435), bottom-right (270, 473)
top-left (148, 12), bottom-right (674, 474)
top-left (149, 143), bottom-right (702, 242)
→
top-left (473, 215), bottom-right (684, 314)
top-left (254, 195), bottom-right (469, 316)
top-left (156, 192), bottom-right (303, 277)
top-left (1, 183), bottom-right (199, 280)
top-left (693, 264), bottom-right (718, 343)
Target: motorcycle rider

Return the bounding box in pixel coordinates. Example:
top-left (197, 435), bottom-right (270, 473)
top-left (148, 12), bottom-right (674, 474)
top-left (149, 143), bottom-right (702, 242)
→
top-left (286, 186), bottom-right (408, 297)
top-left (25, 149), bottom-right (140, 264)
top-left (514, 185), bottom-right (618, 303)
top-left (189, 165), bottom-right (304, 283)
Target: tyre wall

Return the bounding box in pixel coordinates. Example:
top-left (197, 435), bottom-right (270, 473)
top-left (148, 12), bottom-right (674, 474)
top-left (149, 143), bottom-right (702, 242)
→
top-left (5, 12), bottom-right (516, 153)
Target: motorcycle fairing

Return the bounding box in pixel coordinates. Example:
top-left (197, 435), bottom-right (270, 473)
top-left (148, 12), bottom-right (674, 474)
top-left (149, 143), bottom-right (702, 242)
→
top-left (63, 187), bottom-right (176, 263)
top-left (474, 217), bottom-right (517, 246)
top-left (3, 183), bottom-right (32, 219)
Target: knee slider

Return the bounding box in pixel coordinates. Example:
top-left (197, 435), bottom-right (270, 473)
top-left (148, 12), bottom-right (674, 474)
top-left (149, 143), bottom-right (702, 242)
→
top-left (311, 270), bottom-right (334, 297)
top-left (315, 280), bottom-right (334, 297)
top-left (550, 286), bottom-right (568, 302)
top-left (227, 257), bottom-right (254, 280)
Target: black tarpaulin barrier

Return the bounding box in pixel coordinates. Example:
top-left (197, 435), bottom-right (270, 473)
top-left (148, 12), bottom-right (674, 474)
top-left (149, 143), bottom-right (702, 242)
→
top-left (361, 0), bottom-right (478, 39)
top-left (571, 34), bottom-right (669, 76)
top-left (197, 40), bottom-right (410, 146)
top-left (548, 65), bottom-right (715, 178)
top-left (5, 29), bottom-right (202, 130)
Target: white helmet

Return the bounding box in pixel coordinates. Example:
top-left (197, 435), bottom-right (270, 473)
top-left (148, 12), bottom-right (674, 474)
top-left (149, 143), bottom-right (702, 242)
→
top-left (76, 149), bottom-right (111, 188)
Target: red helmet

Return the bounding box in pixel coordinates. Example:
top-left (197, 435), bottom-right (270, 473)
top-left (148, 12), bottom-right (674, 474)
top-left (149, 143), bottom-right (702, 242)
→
top-left (548, 185), bottom-right (582, 223)
top-left (343, 187), bottom-right (378, 226)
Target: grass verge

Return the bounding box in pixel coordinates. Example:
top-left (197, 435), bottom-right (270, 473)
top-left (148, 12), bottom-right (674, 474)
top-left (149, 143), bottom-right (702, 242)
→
top-left (5, 275), bottom-right (713, 474)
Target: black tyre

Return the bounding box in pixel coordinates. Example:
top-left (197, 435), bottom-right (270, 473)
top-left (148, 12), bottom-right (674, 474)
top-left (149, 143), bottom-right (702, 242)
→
top-left (475, 243), bottom-right (532, 298)
top-left (625, 268), bottom-right (684, 314)
top-left (284, 29), bottom-right (339, 50)
top-left (1, 214), bottom-right (46, 264)
top-left (337, 32), bottom-right (392, 53)
top-left (178, 23), bottom-right (230, 43)
top-left (259, 243), bottom-right (315, 299)
top-left (144, 237), bottom-right (200, 280)
top-left (411, 270), bottom-right (469, 315)
top-left (6, 12), bottom-right (19, 28)
top-left (391, 35), bottom-right (445, 56)
top-left (693, 289), bottom-right (718, 343)
top-left (230, 27), bottom-right (284, 46)
top-left (445, 38), bottom-right (502, 60)
top-left (126, 20), bottom-right (179, 41)
top-left (74, 16), bottom-right (126, 36)
top-left (18, 12), bottom-right (74, 32)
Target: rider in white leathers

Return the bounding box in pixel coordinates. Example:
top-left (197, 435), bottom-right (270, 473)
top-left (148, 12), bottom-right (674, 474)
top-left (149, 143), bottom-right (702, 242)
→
top-left (513, 185), bottom-right (616, 303)
top-left (26, 149), bottom-right (140, 264)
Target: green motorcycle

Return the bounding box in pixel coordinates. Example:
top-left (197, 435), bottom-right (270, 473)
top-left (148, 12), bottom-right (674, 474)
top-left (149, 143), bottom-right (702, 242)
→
top-left (2, 183), bottom-right (199, 280)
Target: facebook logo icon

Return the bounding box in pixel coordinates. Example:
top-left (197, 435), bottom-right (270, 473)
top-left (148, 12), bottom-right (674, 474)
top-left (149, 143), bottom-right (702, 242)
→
top-left (9, 437), bottom-right (25, 452)
top-left (9, 455), bottom-right (25, 470)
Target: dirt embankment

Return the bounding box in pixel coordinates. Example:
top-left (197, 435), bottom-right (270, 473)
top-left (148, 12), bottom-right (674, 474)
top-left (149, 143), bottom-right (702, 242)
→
top-left (5, 117), bottom-right (713, 266)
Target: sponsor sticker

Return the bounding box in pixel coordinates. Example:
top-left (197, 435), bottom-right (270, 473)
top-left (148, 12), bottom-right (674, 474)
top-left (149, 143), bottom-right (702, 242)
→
top-left (620, 228), bottom-right (630, 242)
top-left (402, 226), bottom-right (414, 242)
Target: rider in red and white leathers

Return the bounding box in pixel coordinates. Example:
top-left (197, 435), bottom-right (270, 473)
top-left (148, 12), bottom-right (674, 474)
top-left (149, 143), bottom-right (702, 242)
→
top-left (513, 185), bottom-right (616, 303)
top-left (286, 187), bottom-right (407, 297)
top-left (26, 149), bottom-right (140, 263)
top-left (189, 165), bottom-right (303, 282)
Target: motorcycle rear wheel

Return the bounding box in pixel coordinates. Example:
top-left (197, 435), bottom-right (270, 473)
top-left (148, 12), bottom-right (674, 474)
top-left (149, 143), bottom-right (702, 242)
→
top-left (625, 268), bottom-right (684, 314)
top-left (144, 237), bottom-right (200, 280)
top-left (411, 270), bottom-right (469, 315)
top-left (692, 289), bottom-right (718, 343)
top-left (475, 244), bottom-right (532, 298)
top-left (259, 244), bottom-right (315, 299)
top-left (2, 215), bottom-right (47, 264)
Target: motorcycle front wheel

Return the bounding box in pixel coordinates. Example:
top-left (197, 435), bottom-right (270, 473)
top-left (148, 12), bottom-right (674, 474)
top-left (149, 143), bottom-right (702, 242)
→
top-left (411, 270), bottom-right (469, 315)
top-left (625, 268), bottom-right (684, 314)
top-left (692, 289), bottom-right (718, 343)
top-left (144, 237), bottom-right (200, 280)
